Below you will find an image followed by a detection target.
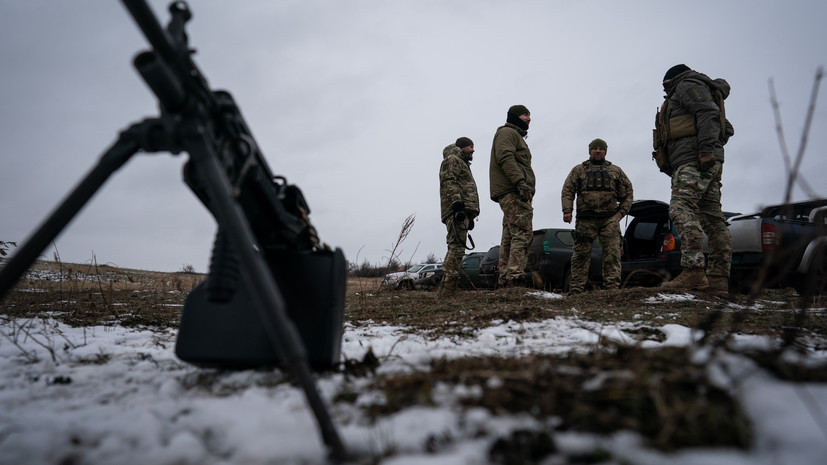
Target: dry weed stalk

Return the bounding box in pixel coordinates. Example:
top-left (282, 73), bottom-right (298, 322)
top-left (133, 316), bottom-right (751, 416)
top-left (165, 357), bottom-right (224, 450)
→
top-left (376, 213), bottom-right (415, 293)
top-left (91, 254), bottom-right (116, 319)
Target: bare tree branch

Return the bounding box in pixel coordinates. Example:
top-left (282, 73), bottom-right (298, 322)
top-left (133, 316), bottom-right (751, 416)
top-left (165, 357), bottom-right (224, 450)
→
top-left (770, 66), bottom-right (824, 203)
top-left (768, 78), bottom-right (793, 179)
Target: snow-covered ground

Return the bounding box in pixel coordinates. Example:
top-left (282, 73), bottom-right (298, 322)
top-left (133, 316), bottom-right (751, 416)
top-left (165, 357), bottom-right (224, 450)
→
top-left (1, 291), bottom-right (826, 465)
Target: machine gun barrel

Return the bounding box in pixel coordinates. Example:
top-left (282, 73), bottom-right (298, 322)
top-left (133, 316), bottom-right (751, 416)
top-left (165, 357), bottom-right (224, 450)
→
top-left (134, 51), bottom-right (187, 113)
top-left (123, 0), bottom-right (212, 112)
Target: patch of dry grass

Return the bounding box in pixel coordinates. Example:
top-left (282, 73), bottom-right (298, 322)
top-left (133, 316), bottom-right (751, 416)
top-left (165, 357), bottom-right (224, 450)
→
top-left (4, 261), bottom-right (827, 455)
top-left (367, 348), bottom-right (752, 451)
top-left (8, 261), bottom-right (822, 341)
top-left (1, 260), bottom-right (203, 328)
top-left (346, 284), bottom-right (827, 341)
top-left (342, 281), bottom-right (827, 454)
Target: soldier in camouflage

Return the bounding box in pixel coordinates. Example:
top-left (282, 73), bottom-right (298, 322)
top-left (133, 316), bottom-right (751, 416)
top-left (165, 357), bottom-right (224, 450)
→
top-left (489, 105), bottom-right (535, 288)
top-left (561, 138), bottom-right (633, 294)
top-left (439, 137), bottom-right (480, 297)
top-left (655, 64), bottom-right (734, 292)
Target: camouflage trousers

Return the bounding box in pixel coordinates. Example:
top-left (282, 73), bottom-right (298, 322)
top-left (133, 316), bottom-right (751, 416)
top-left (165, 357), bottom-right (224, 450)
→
top-left (442, 217), bottom-right (470, 284)
top-left (497, 192), bottom-right (533, 285)
top-left (669, 161), bottom-right (731, 277)
top-left (571, 214), bottom-right (622, 292)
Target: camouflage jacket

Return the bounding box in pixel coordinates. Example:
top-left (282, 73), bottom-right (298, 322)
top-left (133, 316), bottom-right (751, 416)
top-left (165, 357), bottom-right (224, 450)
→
top-left (659, 70), bottom-right (733, 170)
top-left (489, 123), bottom-right (535, 201)
top-left (440, 144), bottom-right (479, 224)
top-left (561, 160), bottom-right (633, 219)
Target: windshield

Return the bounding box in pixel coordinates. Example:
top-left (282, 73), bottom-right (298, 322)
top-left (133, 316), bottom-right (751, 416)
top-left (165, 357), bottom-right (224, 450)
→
top-left (407, 265), bottom-right (425, 273)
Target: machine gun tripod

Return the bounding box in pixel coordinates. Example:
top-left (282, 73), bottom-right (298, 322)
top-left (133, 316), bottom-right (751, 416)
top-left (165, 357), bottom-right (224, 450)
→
top-left (0, 0), bottom-right (348, 461)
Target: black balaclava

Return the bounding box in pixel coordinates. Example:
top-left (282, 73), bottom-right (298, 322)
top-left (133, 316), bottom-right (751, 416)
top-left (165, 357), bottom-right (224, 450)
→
top-left (506, 104), bottom-right (530, 131)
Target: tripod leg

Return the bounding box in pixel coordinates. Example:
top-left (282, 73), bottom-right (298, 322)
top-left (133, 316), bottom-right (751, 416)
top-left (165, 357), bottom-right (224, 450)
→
top-left (0, 137), bottom-right (140, 301)
top-left (186, 142), bottom-right (348, 461)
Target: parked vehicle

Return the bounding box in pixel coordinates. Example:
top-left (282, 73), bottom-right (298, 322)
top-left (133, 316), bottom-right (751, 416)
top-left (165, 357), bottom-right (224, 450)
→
top-left (526, 228), bottom-right (602, 291)
top-left (621, 200), bottom-right (681, 286)
top-left (728, 199), bottom-right (827, 295)
top-left (478, 246), bottom-right (501, 288)
top-left (415, 268), bottom-right (442, 289)
top-left (458, 252), bottom-right (488, 288)
top-left (475, 230), bottom-right (601, 292)
top-left (414, 252), bottom-right (489, 290)
top-left (414, 268), bottom-right (443, 291)
top-left (382, 263), bottom-right (441, 290)
top-left (415, 263), bottom-right (444, 289)
top-left (620, 200), bottom-right (740, 287)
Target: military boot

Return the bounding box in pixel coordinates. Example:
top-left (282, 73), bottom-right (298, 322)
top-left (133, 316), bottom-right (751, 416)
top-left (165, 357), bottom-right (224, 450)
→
top-left (437, 278), bottom-right (457, 299)
top-left (497, 278), bottom-right (515, 291)
top-left (660, 268), bottom-right (709, 291)
top-left (707, 275), bottom-right (730, 293)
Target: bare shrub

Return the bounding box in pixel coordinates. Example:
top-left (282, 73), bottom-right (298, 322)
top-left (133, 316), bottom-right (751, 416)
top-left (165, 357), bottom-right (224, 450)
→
top-left (0, 240), bottom-right (17, 260)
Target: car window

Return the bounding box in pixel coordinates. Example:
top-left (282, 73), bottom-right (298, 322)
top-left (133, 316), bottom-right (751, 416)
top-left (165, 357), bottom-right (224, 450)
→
top-left (556, 230), bottom-right (574, 246)
top-left (633, 221), bottom-right (658, 240)
top-left (422, 265), bottom-right (434, 272)
top-left (480, 247), bottom-right (499, 266)
top-left (407, 264), bottom-right (425, 273)
top-left (463, 257), bottom-right (481, 268)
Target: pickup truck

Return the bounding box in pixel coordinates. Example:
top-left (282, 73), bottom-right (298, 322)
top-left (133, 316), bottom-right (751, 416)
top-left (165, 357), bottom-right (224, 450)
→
top-left (728, 199), bottom-right (827, 296)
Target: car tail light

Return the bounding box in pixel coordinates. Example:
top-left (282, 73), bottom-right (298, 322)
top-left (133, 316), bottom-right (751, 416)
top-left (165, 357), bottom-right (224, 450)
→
top-left (761, 223), bottom-right (779, 250)
top-left (661, 233), bottom-right (676, 252)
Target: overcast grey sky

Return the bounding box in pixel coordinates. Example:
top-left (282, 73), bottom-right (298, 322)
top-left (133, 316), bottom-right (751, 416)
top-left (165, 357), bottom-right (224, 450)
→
top-left (1, 0), bottom-right (825, 273)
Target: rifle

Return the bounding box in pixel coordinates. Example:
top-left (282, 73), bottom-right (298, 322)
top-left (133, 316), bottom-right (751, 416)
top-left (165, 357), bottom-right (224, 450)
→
top-left (0, 1), bottom-right (347, 460)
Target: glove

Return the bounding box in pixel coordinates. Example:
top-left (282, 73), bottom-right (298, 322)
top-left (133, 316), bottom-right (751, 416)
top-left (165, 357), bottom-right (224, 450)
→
top-left (451, 201), bottom-right (466, 222)
top-left (698, 152), bottom-right (715, 171)
top-left (516, 181), bottom-right (532, 201)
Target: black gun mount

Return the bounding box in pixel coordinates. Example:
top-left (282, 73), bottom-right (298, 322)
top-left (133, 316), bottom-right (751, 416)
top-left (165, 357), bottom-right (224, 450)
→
top-left (0, 1), bottom-right (347, 461)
